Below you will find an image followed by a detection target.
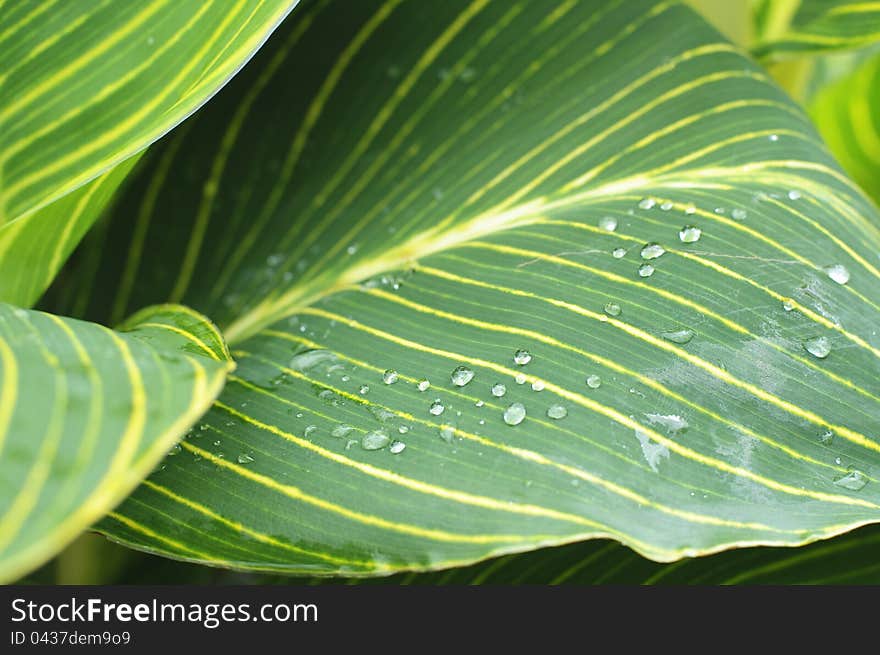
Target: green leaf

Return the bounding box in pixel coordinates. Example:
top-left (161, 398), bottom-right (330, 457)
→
top-left (0, 0), bottom-right (299, 306)
top-left (0, 304), bottom-right (233, 582)
top-left (48, 0), bottom-right (880, 574)
top-left (752, 0), bottom-right (880, 59)
top-left (809, 50), bottom-right (880, 203)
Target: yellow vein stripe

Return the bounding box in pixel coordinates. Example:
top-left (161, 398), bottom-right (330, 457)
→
top-left (0, 347), bottom-right (67, 552)
top-left (0, 0), bottom-right (56, 44)
top-left (141, 480), bottom-right (371, 568)
top-left (517, 226), bottom-right (880, 403)
top-left (403, 263), bottom-right (880, 456)
top-left (4, 0), bottom-right (247, 216)
top-left (106, 511), bottom-right (224, 562)
top-left (128, 323), bottom-right (219, 360)
top-left (498, 69), bottom-right (768, 212)
top-left (303, 0), bottom-right (512, 270)
top-left (185, 437), bottom-right (578, 545)
top-left (211, 0), bottom-right (400, 300)
top-left (827, 2), bottom-right (880, 16)
top-left (364, 279), bottom-right (861, 473)
top-left (101, 333), bottom-right (148, 479)
top-left (2, 2), bottom-right (213, 164)
top-left (765, 195), bottom-right (880, 281)
top-left (669, 248), bottom-right (880, 361)
top-left (0, 0), bottom-right (168, 122)
top-left (298, 307), bottom-right (880, 508)
top-left (110, 129), bottom-right (188, 324)
top-left (247, 344), bottom-right (806, 535)
top-left (168, 8), bottom-right (315, 303)
top-left (464, 43), bottom-right (741, 213)
top-left (0, 337), bottom-right (17, 457)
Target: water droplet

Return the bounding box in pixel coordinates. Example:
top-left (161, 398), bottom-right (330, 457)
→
top-left (612, 247), bottom-right (627, 259)
top-left (644, 413), bottom-right (689, 432)
top-left (167, 444), bottom-right (181, 456)
top-left (640, 243), bottom-right (665, 259)
top-left (782, 299), bottom-right (795, 312)
top-left (678, 225), bottom-right (701, 243)
top-left (332, 424), bottom-right (354, 438)
top-left (586, 374), bottom-right (601, 389)
top-left (603, 302), bottom-right (621, 317)
top-left (295, 412), bottom-right (303, 418)
top-left (341, 374), bottom-right (350, 382)
top-left (369, 406), bottom-right (397, 423)
top-left (833, 469), bottom-right (867, 491)
top-left (638, 198), bottom-right (656, 210)
top-left (503, 402), bottom-right (527, 426)
top-left (490, 383), bottom-right (507, 398)
top-left (819, 430), bottom-right (834, 445)
top-left (475, 399), bottom-right (484, 407)
top-left (824, 264), bottom-right (850, 285)
top-left (803, 336), bottom-right (831, 359)
top-left (389, 440), bottom-right (406, 454)
top-left (361, 429), bottom-right (390, 450)
top-left (317, 388), bottom-right (343, 405)
top-left (417, 379), bottom-right (431, 392)
top-left (515, 373), bottom-right (526, 384)
top-left (451, 365), bottom-right (475, 387)
top-left (266, 253), bottom-right (283, 267)
top-left (660, 328), bottom-right (694, 344)
top-left (289, 349), bottom-right (339, 373)
top-left (359, 385), bottom-right (370, 395)
top-left (304, 425), bottom-right (317, 437)
top-left (638, 263), bottom-right (655, 277)
top-left (731, 208), bottom-right (747, 220)
top-left (598, 216), bottom-right (618, 232)
top-left (383, 369), bottom-right (399, 384)
top-left (684, 203), bottom-right (696, 214)
top-left (439, 425), bottom-right (456, 443)
top-left (635, 429), bottom-right (670, 472)
top-left (659, 201), bottom-right (673, 211)
top-left (787, 190), bottom-right (801, 200)
top-left (769, 134), bottom-right (779, 142)
top-left (429, 400), bottom-right (445, 416)
top-left (199, 424), bottom-right (209, 431)
top-left (237, 453), bottom-right (254, 464)
top-left (346, 244), bottom-right (359, 255)
top-left (398, 425), bottom-right (410, 434)
top-left (513, 349), bottom-right (532, 365)
top-left (531, 380), bottom-right (545, 391)
top-left (547, 404), bottom-right (568, 419)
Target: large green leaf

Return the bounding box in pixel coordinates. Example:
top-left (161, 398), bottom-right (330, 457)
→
top-left (0, 304), bottom-right (233, 582)
top-left (752, 0), bottom-right (880, 58)
top-left (0, 0), bottom-right (298, 306)
top-left (47, 0), bottom-right (880, 574)
top-left (810, 50), bottom-right (880, 204)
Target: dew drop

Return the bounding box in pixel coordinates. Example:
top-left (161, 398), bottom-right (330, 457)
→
top-left (332, 424), bottom-right (355, 438)
top-left (638, 263), bottom-right (655, 278)
top-left (503, 402), bottom-right (527, 426)
top-left (389, 440), bottom-right (406, 454)
top-left (661, 328), bottom-right (694, 344)
top-left (491, 383), bottom-right (507, 397)
top-left (398, 425), bottom-right (410, 434)
top-left (640, 243), bottom-right (665, 259)
top-left (803, 336), bottom-right (831, 359)
top-left (586, 374), bottom-right (601, 389)
top-left (237, 453), bottom-right (254, 465)
top-left (531, 380), bottom-right (545, 392)
top-left (833, 469), bottom-right (868, 491)
top-left (603, 302), bottom-right (621, 317)
top-left (513, 349), bottom-right (532, 365)
top-left (451, 365), bottom-right (475, 387)
top-left (731, 208), bottom-right (747, 220)
top-left (824, 264), bottom-right (850, 285)
top-left (304, 425), bottom-right (317, 437)
top-left (638, 198), bottom-right (656, 210)
top-left (787, 190), bottom-right (801, 200)
top-left (684, 203), bottom-right (696, 215)
top-left (167, 444), bottom-right (181, 456)
top-left (678, 225), bottom-right (701, 243)
top-left (547, 404), bottom-right (568, 419)
top-left (417, 379), bottom-right (431, 392)
top-left (361, 429), bottom-right (390, 451)
top-left (612, 247), bottom-right (627, 259)
top-left (598, 216), bottom-right (618, 232)
top-left (383, 369), bottom-right (399, 384)
top-left (659, 201), bottom-right (673, 211)
top-left (820, 429), bottom-right (834, 445)
top-left (429, 400), bottom-right (445, 416)
top-left (515, 373), bottom-right (527, 384)
top-left (359, 385), bottom-right (370, 395)
top-left (439, 425), bottom-right (456, 443)
top-left (475, 399), bottom-right (484, 407)
top-left (769, 134), bottom-right (779, 142)
top-left (782, 299), bottom-right (795, 312)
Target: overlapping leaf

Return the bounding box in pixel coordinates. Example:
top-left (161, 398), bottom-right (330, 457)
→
top-left (0, 304), bottom-right (232, 582)
top-left (0, 0), bottom-right (298, 306)
top-left (810, 50), bottom-right (880, 203)
top-left (752, 0), bottom-right (880, 58)
top-left (48, 0), bottom-right (880, 574)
